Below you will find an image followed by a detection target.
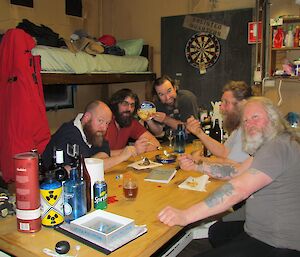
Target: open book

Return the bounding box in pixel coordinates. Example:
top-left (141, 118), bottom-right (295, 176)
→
top-left (144, 167), bottom-right (177, 184)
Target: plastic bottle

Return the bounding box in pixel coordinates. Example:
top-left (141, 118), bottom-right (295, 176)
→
top-left (63, 167), bottom-right (87, 223)
top-left (273, 27), bottom-right (284, 48)
top-left (210, 119), bottom-right (222, 143)
top-left (285, 26), bottom-right (294, 48)
top-left (294, 26), bottom-right (300, 47)
top-left (174, 124), bottom-right (185, 153)
top-left (14, 152), bottom-right (41, 233)
top-left (80, 154), bottom-right (91, 212)
top-left (40, 170), bottom-right (64, 227)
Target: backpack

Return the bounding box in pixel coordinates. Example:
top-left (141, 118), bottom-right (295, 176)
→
top-left (0, 28), bottom-right (51, 182)
top-left (17, 19), bottom-right (66, 47)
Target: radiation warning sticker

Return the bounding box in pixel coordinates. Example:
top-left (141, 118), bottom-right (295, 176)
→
top-left (40, 187), bottom-right (64, 226)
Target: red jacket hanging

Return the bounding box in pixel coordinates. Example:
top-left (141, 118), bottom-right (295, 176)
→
top-left (0, 28), bottom-right (51, 183)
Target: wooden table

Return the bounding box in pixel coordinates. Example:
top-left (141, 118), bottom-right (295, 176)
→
top-left (0, 146), bottom-right (224, 257)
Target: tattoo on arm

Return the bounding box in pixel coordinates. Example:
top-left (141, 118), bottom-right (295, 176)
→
top-left (205, 183), bottom-right (234, 208)
top-left (205, 163), bottom-right (238, 178)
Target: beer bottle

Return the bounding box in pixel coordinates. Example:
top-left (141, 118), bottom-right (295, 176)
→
top-left (210, 119), bottom-right (222, 143)
top-left (80, 154), bottom-right (91, 212)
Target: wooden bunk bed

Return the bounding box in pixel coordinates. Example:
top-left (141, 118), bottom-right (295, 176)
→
top-left (39, 45), bottom-right (156, 100)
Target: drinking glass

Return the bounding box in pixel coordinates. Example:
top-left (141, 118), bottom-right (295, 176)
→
top-left (165, 129), bottom-right (174, 148)
top-left (123, 175), bottom-right (138, 200)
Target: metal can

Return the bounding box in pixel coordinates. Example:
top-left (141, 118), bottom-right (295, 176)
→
top-left (93, 181), bottom-right (107, 210)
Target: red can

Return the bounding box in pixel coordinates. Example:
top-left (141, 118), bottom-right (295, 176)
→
top-left (14, 152), bottom-right (41, 232)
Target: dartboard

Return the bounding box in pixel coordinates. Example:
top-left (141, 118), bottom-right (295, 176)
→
top-left (185, 32), bottom-right (221, 70)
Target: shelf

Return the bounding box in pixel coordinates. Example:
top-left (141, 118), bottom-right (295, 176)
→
top-left (272, 47), bottom-right (300, 51)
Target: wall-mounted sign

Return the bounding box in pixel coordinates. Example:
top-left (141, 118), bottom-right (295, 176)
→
top-left (248, 21), bottom-right (262, 44)
top-left (183, 15), bottom-right (230, 40)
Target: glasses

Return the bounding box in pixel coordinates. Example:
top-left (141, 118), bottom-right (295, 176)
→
top-left (120, 101), bottom-right (135, 108)
top-left (220, 99), bottom-right (238, 106)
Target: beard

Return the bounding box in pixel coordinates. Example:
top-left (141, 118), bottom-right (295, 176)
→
top-left (243, 122), bottom-right (276, 156)
top-left (83, 120), bottom-right (104, 147)
top-left (115, 111), bottom-right (133, 128)
top-left (222, 109), bottom-right (241, 134)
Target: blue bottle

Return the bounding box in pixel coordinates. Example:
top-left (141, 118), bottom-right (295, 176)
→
top-left (40, 170), bottom-right (64, 227)
top-left (174, 124), bottom-right (185, 153)
top-left (63, 167), bottom-right (87, 223)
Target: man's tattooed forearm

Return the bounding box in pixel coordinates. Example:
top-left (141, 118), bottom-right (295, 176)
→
top-left (206, 164), bottom-right (238, 178)
top-left (205, 183), bottom-right (234, 208)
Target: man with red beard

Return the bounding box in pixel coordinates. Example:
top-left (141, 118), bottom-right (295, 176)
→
top-left (159, 97), bottom-right (300, 256)
top-left (145, 75), bottom-right (199, 143)
top-left (183, 81), bottom-right (252, 163)
top-left (105, 88), bottom-right (160, 154)
top-left (42, 100), bottom-right (138, 171)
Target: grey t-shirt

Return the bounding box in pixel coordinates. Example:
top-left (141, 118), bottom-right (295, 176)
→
top-left (155, 89), bottom-right (198, 122)
top-left (244, 133), bottom-right (300, 251)
top-left (224, 127), bottom-right (249, 162)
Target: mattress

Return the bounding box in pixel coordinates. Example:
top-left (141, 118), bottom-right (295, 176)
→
top-left (31, 45), bottom-right (149, 74)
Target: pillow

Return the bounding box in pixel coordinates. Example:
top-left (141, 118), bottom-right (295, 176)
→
top-left (116, 38), bottom-right (144, 56)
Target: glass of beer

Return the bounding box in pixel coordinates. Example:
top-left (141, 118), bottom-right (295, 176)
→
top-left (123, 175), bottom-right (138, 200)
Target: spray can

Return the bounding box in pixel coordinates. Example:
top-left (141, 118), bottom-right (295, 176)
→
top-left (14, 152), bottom-right (41, 233)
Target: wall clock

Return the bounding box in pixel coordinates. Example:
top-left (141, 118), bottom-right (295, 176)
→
top-left (185, 32), bottom-right (221, 74)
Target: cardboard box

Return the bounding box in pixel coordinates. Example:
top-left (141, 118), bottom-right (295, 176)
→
top-left (70, 210), bottom-right (135, 244)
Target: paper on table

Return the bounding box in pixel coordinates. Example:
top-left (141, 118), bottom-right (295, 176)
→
top-left (178, 175), bottom-right (210, 191)
top-left (128, 159), bottom-right (162, 170)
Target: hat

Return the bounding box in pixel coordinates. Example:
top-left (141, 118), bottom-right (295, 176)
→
top-left (65, 37), bottom-right (104, 55)
top-left (98, 34), bottom-right (116, 46)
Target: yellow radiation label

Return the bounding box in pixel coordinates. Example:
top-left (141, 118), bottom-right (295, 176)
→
top-left (40, 187), bottom-right (64, 226)
top-left (40, 187), bottom-right (62, 206)
top-left (41, 208), bottom-right (64, 226)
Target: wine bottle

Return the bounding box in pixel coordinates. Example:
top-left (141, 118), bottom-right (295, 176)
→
top-left (54, 149), bottom-right (68, 184)
top-left (174, 124), bottom-right (185, 153)
top-left (80, 154), bottom-right (91, 212)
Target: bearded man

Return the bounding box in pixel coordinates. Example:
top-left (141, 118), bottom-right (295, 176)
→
top-left (145, 75), bottom-right (199, 143)
top-left (42, 100), bottom-right (138, 171)
top-left (159, 97), bottom-right (300, 257)
top-left (105, 88), bottom-right (160, 155)
top-left (185, 80), bottom-right (252, 163)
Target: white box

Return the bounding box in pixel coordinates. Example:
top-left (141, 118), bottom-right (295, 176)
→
top-left (70, 210), bottom-right (135, 245)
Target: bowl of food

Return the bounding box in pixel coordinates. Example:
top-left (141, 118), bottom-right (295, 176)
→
top-left (155, 153), bottom-right (177, 164)
top-left (137, 101), bottom-right (156, 121)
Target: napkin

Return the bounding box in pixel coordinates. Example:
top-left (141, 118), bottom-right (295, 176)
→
top-left (178, 175), bottom-right (210, 191)
top-left (127, 160), bottom-right (162, 170)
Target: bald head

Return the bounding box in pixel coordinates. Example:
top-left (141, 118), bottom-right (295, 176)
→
top-left (81, 100), bottom-right (112, 146)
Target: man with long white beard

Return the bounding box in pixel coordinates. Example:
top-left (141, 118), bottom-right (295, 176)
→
top-left (42, 100), bottom-right (138, 171)
top-left (159, 97), bottom-right (300, 257)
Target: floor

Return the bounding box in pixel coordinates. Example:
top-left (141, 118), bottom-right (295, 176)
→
top-left (177, 239), bottom-right (213, 257)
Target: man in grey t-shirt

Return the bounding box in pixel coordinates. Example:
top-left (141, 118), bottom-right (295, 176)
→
top-left (159, 97), bottom-right (300, 256)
